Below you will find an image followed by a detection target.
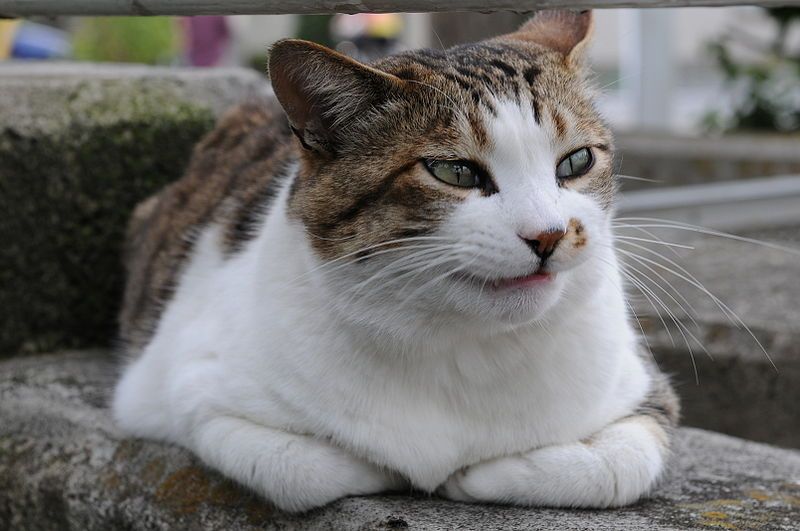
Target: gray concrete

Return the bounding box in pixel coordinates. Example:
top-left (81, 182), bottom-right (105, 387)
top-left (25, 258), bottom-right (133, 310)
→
top-left (618, 226), bottom-right (800, 448)
top-left (0, 62), bottom-right (272, 136)
top-left (1, 350), bottom-right (799, 530)
top-left (0, 63), bottom-right (272, 357)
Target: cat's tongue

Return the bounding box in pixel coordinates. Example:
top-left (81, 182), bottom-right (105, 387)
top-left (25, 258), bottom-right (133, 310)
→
top-left (492, 271), bottom-right (554, 290)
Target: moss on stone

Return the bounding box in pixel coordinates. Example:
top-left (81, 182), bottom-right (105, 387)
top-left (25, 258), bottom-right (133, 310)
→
top-left (0, 81), bottom-right (215, 356)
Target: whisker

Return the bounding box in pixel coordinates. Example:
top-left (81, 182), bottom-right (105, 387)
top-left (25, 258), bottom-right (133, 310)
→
top-left (613, 221), bottom-right (685, 259)
top-left (342, 245), bottom-right (460, 304)
top-left (615, 235), bottom-right (695, 250)
top-left (620, 264), bottom-right (702, 384)
top-left (597, 255), bottom-right (678, 350)
top-left (613, 217), bottom-right (800, 257)
top-left (617, 247), bottom-right (703, 327)
top-left (286, 243), bottom-right (446, 289)
top-left (302, 229), bottom-right (358, 242)
top-left (286, 236), bottom-right (454, 284)
top-left (397, 254), bottom-right (476, 312)
top-left (616, 238), bottom-right (778, 372)
top-left (404, 79), bottom-right (464, 116)
top-left (589, 252), bottom-right (658, 364)
top-left (619, 255), bottom-right (711, 362)
top-left (615, 174), bottom-right (663, 184)
top-left (395, 249), bottom-right (467, 294)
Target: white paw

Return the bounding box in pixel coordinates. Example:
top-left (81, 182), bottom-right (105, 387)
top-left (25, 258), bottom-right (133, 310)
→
top-left (435, 456), bottom-right (525, 505)
top-left (435, 468), bottom-right (478, 503)
top-left (266, 442), bottom-right (409, 512)
top-left (435, 435), bottom-right (661, 509)
top-left (190, 414), bottom-right (410, 513)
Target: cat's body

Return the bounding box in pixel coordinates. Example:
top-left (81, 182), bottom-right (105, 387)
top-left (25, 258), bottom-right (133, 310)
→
top-left (113, 11), bottom-right (679, 512)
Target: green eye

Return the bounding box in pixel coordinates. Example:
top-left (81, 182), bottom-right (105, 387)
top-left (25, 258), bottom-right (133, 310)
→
top-left (424, 159), bottom-right (482, 188)
top-left (556, 148), bottom-right (594, 179)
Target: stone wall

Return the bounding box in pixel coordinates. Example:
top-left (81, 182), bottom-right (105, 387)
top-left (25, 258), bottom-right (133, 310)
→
top-left (0, 63), bottom-right (271, 357)
top-left (626, 234), bottom-right (800, 448)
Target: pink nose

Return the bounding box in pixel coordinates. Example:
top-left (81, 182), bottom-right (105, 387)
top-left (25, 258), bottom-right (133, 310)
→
top-left (520, 228), bottom-right (566, 260)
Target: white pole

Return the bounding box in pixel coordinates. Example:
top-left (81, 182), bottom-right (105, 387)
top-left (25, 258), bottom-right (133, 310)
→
top-left (402, 13), bottom-right (433, 50)
top-left (620, 8), bottom-right (675, 131)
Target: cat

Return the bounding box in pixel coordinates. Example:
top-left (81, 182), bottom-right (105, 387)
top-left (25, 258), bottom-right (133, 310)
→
top-left (113, 9), bottom-right (679, 513)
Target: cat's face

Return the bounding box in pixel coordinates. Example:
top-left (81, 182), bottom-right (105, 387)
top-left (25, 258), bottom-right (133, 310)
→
top-left (270, 11), bottom-right (616, 337)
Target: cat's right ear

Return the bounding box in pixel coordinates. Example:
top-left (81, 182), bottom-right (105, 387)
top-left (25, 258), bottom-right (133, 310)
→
top-left (509, 10), bottom-right (593, 67)
top-left (268, 39), bottom-right (403, 155)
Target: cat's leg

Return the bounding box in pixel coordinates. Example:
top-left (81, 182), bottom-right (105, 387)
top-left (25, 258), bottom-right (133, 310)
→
top-left (437, 382), bottom-right (679, 508)
top-left (191, 414), bottom-right (407, 512)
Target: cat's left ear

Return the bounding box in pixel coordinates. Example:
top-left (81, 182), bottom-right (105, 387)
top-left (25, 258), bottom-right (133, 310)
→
top-left (507, 9), bottom-right (593, 67)
top-left (268, 39), bottom-right (404, 155)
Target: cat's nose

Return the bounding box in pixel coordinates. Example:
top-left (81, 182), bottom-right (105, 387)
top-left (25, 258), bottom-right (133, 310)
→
top-left (520, 228), bottom-right (566, 260)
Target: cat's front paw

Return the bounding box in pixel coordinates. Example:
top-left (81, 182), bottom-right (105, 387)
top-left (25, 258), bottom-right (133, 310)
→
top-left (435, 468), bottom-right (477, 503)
top-left (435, 420), bottom-right (667, 509)
top-left (435, 457), bottom-right (523, 505)
top-left (435, 447), bottom-right (620, 507)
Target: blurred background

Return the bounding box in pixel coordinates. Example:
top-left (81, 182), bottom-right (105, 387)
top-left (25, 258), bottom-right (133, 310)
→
top-left (2, 7), bottom-right (799, 136)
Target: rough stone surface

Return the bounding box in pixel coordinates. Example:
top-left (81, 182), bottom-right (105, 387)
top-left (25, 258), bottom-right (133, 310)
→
top-left (0, 63), bottom-right (271, 357)
top-left (620, 228), bottom-right (800, 448)
top-left (1, 351), bottom-right (799, 530)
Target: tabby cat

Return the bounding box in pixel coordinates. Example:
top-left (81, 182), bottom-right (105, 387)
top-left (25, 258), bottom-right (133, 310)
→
top-left (113, 10), bottom-right (679, 512)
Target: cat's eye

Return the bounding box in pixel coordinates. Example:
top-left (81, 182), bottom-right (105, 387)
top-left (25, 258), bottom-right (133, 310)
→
top-left (424, 159), bottom-right (483, 188)
top-left (556, 148), bottom-right (594, 179)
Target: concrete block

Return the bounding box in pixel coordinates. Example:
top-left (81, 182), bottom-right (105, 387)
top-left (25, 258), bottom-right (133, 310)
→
top-left (0, 63), bottom-right (271, 357)
top-left (622, 231), bottom-right (800, 448)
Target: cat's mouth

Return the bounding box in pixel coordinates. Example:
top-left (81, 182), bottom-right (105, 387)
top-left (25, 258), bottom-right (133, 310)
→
top-left (455, 270), bottom-right (556, 291)
top-left (491, 271), bottom-right (554, 290)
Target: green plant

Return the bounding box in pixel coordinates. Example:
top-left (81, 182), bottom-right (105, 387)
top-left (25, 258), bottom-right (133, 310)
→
top-left (295, 15), bottom-right (334, 48)
top-left (704, 8), bottom-right (800, 133)
top-left (72, 17), bottom-right (181, 65)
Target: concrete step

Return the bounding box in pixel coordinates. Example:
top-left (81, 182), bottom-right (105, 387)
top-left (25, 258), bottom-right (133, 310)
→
top-left (1, 351), bottom-right (799, 530)
top-left (0, 62), bottom-right (272, 357)
top-left (618, 227), bottom-right (800, 448)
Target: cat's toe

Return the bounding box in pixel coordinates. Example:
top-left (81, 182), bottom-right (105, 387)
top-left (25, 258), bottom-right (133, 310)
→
top-left (435, 468), bottom-right (478, 503)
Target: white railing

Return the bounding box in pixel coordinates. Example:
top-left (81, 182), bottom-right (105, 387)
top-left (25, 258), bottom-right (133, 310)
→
top-left (1, 0), bottom-right (795, 17)
top-left (619, 175), bottom-right (800, 231)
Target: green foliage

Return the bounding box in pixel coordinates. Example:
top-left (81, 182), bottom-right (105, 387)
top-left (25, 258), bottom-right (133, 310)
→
top-left (704, 8), bottom-right (800, 133)
top-left (295, 15), bottom-right (334, 48)
top-left (72, 17), bottom-right (181, 65)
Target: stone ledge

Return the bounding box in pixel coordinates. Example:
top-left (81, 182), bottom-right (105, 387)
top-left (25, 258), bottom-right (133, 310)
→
top-left (0, 62), bottom-right (273, 136)
top-left (625, 232), bottom-right (800, 448)
top-left (1, 351), bottom-right (798, 530)
top-left (615, 132), bottom-right (800, 190)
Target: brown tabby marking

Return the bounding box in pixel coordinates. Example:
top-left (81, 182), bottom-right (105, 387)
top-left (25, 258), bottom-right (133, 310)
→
top-left (283, 37), bottom-right (615, 262)
top-left (568, 218), bottom-right (587, 249)
top-left (118, 99), bottom-right (294, 351)
top-left (120, 11), bottom-right (618, 352)
top-left (633, 353), bottom-right (681, 441)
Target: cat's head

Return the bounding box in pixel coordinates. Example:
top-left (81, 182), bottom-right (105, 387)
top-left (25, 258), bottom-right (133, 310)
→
top-left (269, 10), bottom-right (617, 339)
